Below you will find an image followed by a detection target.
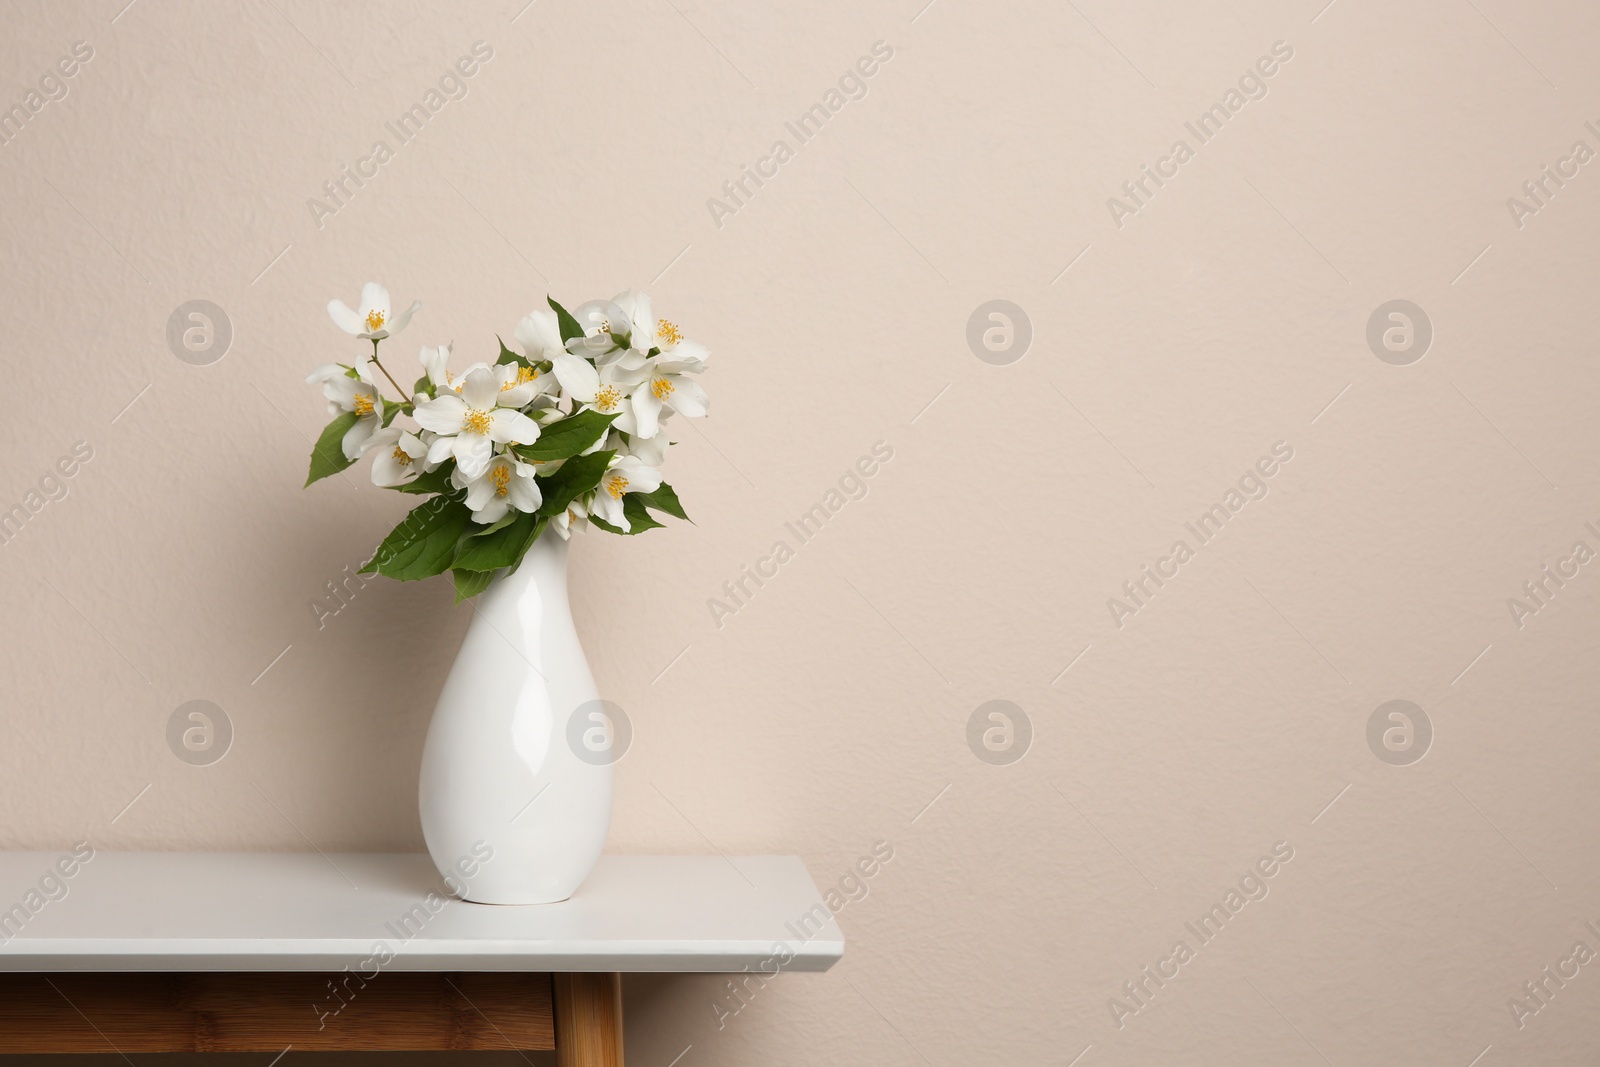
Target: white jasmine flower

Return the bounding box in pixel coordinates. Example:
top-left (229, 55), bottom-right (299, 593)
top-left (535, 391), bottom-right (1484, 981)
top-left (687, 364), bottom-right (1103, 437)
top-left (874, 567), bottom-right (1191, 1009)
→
top-left (569, 298), bottom-right (633, 364)
top-left (419, 343), bottom-right (452, 393)
top-left (590, 455), bottom-right (663, 532)
top-left (516, 308), bottom-right (606, 402)
top-left (631, 362), bottom-right (707, 439)
top-left (363, 426), bottom-right (428, 486)
top-left (585, 360), bottom-right (650, 426)
top-left (616, 427), bottom-right (669, 468)
top-left (496, 360), bottom-right (551, 407)
top-left (413, 366), bottom-right (541, 478)
top-left (328, 282), bottom-right (421, 340)
top-left (621, 291), bottom-right (708, 372)
top-left (306, 361), bottom-right (385, 459)
top-left (552, 496), bottom-right (590, 540)
top-left (454, 452), bottom-right (542, 524)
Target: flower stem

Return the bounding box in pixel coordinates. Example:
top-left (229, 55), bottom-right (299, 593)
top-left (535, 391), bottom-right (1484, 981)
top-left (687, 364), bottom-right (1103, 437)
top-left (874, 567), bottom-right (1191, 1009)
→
top-left (369, 339), bottom-right (409, 401)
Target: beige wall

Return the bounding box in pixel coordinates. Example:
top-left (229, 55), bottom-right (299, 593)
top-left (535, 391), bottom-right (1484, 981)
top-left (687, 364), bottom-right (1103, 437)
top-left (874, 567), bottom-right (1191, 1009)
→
top-left (4, 0), bottom-right (1600, 1063)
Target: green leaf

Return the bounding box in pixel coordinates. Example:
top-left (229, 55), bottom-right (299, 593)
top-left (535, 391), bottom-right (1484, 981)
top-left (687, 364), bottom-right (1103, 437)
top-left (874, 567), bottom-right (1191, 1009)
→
top-left (363, 497), bottom-right (473, 581)
top-left (451, 568), bottom-right (494, 602)
top-left (624, 495), bottom-right (666, 533)
top-left (536, 450), bottom-right (613, 517)
top-left (548, 296), bottom-right (585, 344)
top-left (634, 482), bottom-right (689, 522)
top-left (453, 512), bottom-right (545, 572)
top-left (513, 411), bottom-right (617, 462)
top-left (590, 496), bottom-right (666, 536)
top-left (394, 463), bottom-right (456, 495)
top-left (412, 374), bottom-right (434, 397)
top-left (496, 334), bottom-right (530, 369)
top-left (305, 411), bottom-right (359, 487)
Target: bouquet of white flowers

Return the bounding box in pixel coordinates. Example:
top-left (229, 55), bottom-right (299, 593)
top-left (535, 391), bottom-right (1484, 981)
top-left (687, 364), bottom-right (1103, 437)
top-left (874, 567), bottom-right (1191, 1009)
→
top-left (304, 283), bottom-right (709, 600)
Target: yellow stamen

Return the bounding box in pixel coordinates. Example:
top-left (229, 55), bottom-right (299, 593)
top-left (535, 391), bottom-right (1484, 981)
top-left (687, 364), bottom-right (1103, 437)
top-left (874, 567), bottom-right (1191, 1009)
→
top-left (594, 385), bottom-right (621, 412)
top-left (392, 446), bottom-right (411, 466)
top-left (352, 392), bottom-right (375, 416)
top-left (502, 365), bottom-right (538, 390)
top-left (464, 409), bottom-right (492, 435)
top-left (651, 376), bottom-right (675, 400)
top-left (364, 309), bottom-right (386, 332)
top-left (656, 320), bottom-right (682, 346)
top-left (490, 465), bottom-right (511, 497)
top-left (605, 474), bottom-right (628, 499)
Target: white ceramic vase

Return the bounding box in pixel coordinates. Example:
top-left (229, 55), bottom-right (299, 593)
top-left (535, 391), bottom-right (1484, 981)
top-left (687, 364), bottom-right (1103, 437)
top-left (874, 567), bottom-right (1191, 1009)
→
top-left (419, 527), bottom-right (612, 905)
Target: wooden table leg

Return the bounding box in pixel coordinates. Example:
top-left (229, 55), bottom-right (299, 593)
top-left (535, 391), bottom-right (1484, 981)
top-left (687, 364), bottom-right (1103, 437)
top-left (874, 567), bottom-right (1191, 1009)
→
top-left (553, 972), bottom-right (624, 1067)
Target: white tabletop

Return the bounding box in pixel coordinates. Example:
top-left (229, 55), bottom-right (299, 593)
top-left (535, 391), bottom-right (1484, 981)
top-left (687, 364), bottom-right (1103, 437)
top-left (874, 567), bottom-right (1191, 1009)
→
top-left (0, 852), bottom-right (844, 973)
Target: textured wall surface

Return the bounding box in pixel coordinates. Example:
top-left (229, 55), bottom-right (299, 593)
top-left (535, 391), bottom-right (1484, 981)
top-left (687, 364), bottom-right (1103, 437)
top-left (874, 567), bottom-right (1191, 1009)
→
top-left (3, 0), bottom-right (1600, 1064)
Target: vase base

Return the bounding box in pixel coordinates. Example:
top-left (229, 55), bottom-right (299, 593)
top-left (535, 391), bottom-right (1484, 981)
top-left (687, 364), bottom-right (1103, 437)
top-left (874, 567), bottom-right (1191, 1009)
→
top-left (455, 889), bottom-right (576, 907)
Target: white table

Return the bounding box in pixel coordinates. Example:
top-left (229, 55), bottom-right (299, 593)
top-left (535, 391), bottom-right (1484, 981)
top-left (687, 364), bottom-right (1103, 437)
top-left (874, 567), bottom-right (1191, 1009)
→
top-left (0, 851), bottom-right (843, 1064)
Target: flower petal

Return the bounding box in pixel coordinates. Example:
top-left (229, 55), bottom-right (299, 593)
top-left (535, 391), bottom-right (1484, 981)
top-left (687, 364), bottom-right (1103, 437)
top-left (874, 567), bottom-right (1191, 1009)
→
top-left (460, 367), bottom-right (500, 410)
top-left (371, 446), bottom-right (415, 487)
top-left (657, 338), bottom-right (709, 372)
top-left (515, 309), bottom-right (563, 359)
top-left (510, 475), bottom-right (542, 513)
top-left (328, 301), bottom-right (363, 335)
top-left (592, 490), bottom-right (627, 531)
top-left (499, 382), bottom-right (537, 407)
top-left (427, 435), bottom-right (457, 467)
top-left (414, 394), bottom-right (468, 434)
top-left (324, 375), bottom-right (359, 409)
top-left (453, 434), bottom-right (493, 479)
top-left (615, 455), bottom-right (664, 494)
top-left (359, 282), bottom-right (391, 321)
top-left (668, 377), bottom-right (709, 417)
top-left (420, 343), bottom-right (451, 388)
top-left (306, 362), bottom-right (346, 384)
top-left (551, 351), bottom-right (600, 402)
top-left (632, 292), bottom-right (654, 343)
top-left (609, 405), bottom-right (638, 437)
top-left (628, 434), bottom-right (669, 467)
top-left (631, 381), bottom-right (663, 439)
top-left (341, 414), bottom-right (377, 460)
top-left (464, 474), bottom-right (497, 510)
top-left (361, 425), bottom-right (401, 454)
top-left (387, 299), bottom-right (421, 336)
top-left (489, 408), bottom-right (541, 445)
top-left (472, 496), bottom-right (511, 525)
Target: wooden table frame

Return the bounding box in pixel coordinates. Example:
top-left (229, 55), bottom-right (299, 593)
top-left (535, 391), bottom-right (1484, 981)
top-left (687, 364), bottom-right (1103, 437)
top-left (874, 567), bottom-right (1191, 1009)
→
top-left (0, 971), bottom-right (622, 1065)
